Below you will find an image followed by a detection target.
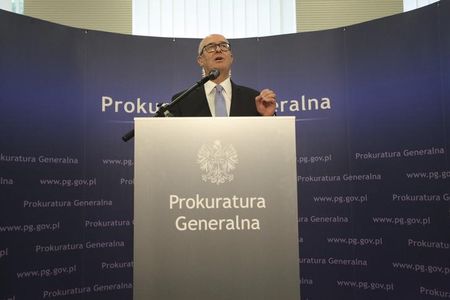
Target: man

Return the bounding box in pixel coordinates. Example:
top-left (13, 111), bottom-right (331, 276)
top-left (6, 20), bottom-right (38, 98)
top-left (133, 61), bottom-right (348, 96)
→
top-left (170, 34), bottom-right (276, 117)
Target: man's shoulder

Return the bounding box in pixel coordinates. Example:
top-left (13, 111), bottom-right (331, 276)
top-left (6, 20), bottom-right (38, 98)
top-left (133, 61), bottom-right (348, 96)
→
top-left (171, 85), bottom-right (205, 101)
top-left (231, 81), bottom-right (259, 96)
top-left (170, 86), bottom-right (210, 117)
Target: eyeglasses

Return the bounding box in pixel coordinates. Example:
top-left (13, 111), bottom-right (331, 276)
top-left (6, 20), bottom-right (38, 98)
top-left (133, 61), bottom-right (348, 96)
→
top-left (200, 42), bottom-right (231, 55)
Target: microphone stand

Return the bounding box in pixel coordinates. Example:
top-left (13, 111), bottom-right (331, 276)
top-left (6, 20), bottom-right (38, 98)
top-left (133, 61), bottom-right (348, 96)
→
top-left (121, 71), bottom-right (219, 142)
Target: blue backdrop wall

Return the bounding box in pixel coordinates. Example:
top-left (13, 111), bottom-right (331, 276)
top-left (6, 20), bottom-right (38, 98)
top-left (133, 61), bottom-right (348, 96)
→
top-left (1, 2), bottom-right (449, 299)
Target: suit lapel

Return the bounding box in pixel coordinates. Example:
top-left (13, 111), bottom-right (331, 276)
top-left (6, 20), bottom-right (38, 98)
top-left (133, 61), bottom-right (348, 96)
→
top-left (230, 81), bottom-right (240, 116)
top-left (190, 86), bottom-right (212, 116)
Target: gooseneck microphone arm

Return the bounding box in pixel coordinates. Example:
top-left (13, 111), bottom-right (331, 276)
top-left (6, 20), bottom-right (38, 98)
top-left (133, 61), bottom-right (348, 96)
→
top-left (121, 69), bottom-right (220, 142)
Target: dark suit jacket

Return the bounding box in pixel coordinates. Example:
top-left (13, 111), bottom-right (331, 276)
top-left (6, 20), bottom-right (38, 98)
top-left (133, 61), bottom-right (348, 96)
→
top-left (169, 81), bottom-right (261, 117)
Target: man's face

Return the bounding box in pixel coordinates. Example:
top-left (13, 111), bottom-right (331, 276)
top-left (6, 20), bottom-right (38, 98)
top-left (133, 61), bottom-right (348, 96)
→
top-left (197, 34), bottom-right (233, 76)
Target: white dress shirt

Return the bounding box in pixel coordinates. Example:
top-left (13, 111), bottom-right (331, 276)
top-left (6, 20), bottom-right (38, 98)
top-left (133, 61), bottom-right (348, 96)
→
top-left (203, 77), bottom-right (232, 116)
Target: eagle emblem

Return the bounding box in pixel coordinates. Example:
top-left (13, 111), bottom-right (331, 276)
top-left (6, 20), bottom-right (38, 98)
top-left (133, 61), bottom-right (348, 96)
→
top-left (197, 140), bottom-right (238, 185)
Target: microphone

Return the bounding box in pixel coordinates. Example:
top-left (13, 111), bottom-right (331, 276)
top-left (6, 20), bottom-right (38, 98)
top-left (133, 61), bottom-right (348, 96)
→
top-left (197, 69), bottom-right (220, 85)
top-left (208, 69), bottom-right (220, 80)
top-left (121, 69), bottom-right (221, 142)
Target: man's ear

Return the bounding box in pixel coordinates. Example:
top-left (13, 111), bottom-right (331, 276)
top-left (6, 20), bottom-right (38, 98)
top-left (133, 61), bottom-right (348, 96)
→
top-left (197, 55), bottom-right (203, 67)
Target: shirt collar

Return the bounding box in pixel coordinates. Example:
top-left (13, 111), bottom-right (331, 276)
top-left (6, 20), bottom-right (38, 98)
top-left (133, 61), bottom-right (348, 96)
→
top-left (205, 76), bottom-right (232, 96)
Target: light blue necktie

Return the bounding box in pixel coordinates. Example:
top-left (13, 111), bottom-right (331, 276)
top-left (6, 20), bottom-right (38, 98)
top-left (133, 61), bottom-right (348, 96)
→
top-left (214, 85), bottom-right (227, 117)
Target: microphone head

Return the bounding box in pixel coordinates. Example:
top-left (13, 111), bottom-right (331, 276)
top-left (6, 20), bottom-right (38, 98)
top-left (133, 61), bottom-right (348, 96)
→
top-left (208, 69), bottom-right (220, 80)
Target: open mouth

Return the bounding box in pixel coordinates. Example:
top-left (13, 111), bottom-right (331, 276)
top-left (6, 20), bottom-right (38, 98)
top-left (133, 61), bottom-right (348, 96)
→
top-left (214, 56), bottom-right (224, 62)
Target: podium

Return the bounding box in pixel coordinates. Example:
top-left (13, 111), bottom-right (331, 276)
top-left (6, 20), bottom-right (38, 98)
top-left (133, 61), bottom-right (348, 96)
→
top-left (134, 117), bottom-right (299, 300)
